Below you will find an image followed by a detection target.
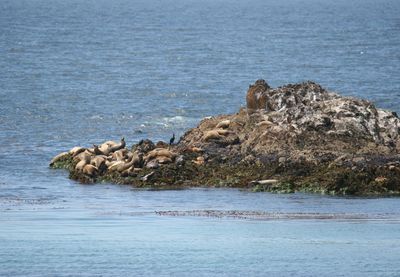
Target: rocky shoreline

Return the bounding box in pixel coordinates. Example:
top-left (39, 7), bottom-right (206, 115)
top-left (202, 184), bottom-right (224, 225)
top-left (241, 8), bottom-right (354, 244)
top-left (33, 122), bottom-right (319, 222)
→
top-left (50, 80), bottom-right (400, 196)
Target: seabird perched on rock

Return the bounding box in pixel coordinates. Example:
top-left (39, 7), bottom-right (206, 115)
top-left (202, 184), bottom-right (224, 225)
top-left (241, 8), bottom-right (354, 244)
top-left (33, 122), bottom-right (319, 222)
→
top-left (169, 133), bottom-right (175, 145)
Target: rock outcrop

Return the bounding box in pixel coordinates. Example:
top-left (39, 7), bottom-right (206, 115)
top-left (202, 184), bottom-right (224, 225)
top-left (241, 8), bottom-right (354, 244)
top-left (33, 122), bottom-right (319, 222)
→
top-left (50, 80), bottom-right (400, 196)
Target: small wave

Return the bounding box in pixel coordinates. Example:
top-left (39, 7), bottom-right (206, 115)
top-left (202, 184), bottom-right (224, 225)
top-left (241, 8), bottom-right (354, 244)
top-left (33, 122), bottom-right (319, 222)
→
top-left (89, 115), bottom-right (104, 120)
top-left (163, 116), bottom-right (186, 123)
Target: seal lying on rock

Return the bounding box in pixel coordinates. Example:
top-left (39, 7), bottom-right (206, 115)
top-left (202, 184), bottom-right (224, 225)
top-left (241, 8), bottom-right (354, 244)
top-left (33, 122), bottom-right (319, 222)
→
top-left (69, 147), bottom-right (85, 157)
top-left (203, 130), bottom-right (225, 141)
top-left (49, 152), bottom-right (69, 167)
top-left (75, 157), bottom-right (90, 172)
top-left (83, 164), bottom-right (98, 177)
top-left (95, 137), bottom-right (125, 156)
top-left (144, 148), bottom-right (177, 163)
top-left (216, 120), bottom-right (230, 129)
top-left (50, 80), bottom-right (400, 196)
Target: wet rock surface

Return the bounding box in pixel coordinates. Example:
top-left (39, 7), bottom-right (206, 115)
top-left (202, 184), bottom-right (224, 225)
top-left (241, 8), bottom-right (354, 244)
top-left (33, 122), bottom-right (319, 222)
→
top-left (50, 80), bottom-right (400, 196)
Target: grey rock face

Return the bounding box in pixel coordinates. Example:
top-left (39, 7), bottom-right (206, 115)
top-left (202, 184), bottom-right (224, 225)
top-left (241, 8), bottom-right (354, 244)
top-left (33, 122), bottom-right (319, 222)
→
top-left (247, 80), bottom-right (400, 148)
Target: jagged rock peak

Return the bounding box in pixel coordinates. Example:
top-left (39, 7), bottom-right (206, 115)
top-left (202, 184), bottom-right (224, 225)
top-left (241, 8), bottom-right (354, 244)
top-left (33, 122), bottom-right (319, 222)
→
top-left (245, 80), bottom-right (400, 147)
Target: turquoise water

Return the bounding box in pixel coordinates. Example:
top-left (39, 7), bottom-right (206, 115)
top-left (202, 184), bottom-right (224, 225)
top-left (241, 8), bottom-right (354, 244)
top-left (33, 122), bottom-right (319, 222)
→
top-left (1, 0), bottom-right (400, 275)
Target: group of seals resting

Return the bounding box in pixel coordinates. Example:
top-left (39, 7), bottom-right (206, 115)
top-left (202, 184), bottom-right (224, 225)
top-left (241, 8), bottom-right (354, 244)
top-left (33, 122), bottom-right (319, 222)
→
top-left (50, 137), bottom-right (178, 178)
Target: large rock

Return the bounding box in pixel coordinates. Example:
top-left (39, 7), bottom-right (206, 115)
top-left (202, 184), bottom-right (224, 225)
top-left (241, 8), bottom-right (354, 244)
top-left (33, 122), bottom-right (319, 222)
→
top-left (181, 80), bottom-right (400, 161)
top-left (50, 80), bottom-right (400, 196)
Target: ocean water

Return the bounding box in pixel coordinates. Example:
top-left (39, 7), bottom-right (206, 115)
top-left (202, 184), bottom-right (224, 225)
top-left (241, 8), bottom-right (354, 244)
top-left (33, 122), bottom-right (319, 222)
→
top-left (1, 0), bottom-right (400, 276)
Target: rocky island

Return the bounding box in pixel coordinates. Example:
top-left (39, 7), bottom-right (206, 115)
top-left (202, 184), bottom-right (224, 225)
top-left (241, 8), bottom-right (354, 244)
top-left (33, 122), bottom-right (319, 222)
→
top-left (50, 80), bottom-right (400, 196)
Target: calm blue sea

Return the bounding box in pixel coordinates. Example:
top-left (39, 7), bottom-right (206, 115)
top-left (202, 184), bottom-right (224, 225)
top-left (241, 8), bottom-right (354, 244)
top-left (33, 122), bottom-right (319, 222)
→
top-left (1, 0), bottom-right (400, 276)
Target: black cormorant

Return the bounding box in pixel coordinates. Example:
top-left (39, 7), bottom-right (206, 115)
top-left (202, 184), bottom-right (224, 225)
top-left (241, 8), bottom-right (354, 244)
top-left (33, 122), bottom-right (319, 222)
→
top-left (169, 133), bottom-right (175, 145)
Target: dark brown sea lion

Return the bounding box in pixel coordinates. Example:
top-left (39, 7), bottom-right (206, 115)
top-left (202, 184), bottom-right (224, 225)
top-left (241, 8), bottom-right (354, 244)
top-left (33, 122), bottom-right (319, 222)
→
top-left (246, 79), bottom-right (270, 114)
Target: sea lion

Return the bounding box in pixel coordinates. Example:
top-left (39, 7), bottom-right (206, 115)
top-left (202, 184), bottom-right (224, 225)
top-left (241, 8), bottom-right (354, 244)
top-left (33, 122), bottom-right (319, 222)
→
top-left (130, 152), bottom-right (143, 168)
top-left (109, 137), bottom-right (125, 153)
top-left (87, 145), bottom-right (105, 156)
top-left (50, 151), bottom-right (70, 166)
top-left (108, 159), bottom-right (135, 173)
top-left (125, 151), bottom-right (133, 161)
top-left (98, 143), bottom-right (111, 156)
top-left (203, 130), bottom-right (223, 141)
top-left (216, 129), bottom-right (230, 136)
top-left (82, 164), bottom-right (98, 177)
top-left (107, 161), bottom-right (124, 172)
top-left (184, 146), bottom-right (203, 153)
top-left (105, 159), bottom-right (114, 168)
top-left (116, 161), bottom-right (133, 172)
top-left (69, 147), bottom-right (86, 157)
top-left (75, 159), bottom-right (89, 172)
top-left (97, 138), bottom-right (125, 156)
top-left (144, 148), bottom-right (176, 162)
top-left (90, 155), bottom-right (106, 169)
top-left (216, 120), bottom-right (230, 129)
top-left (121, 166), bottom-right (137, 177)
top-left (246, 79), bottom-right (270, 114)
top-left (73, 151), bottom-right (92, 163)
top-left (102, 140), bottom-right (118, 148)
top-left (112, 149), bottom-right (128, 161)
top-left (156, 156), bottom-right (173, 164)
top-left (191, 147), bottom-right (204, 153)
top-left (203, 129), bottom-right (233, 141)
top-left (192, 156), bottom-right (205, 165)
top-left (256, 120), bottom-right (274, 127)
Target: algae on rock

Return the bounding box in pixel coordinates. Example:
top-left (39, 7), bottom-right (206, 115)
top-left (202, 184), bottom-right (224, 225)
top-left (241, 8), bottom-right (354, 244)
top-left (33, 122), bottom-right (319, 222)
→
top-left (50, 80), bottom-right (400, 196)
